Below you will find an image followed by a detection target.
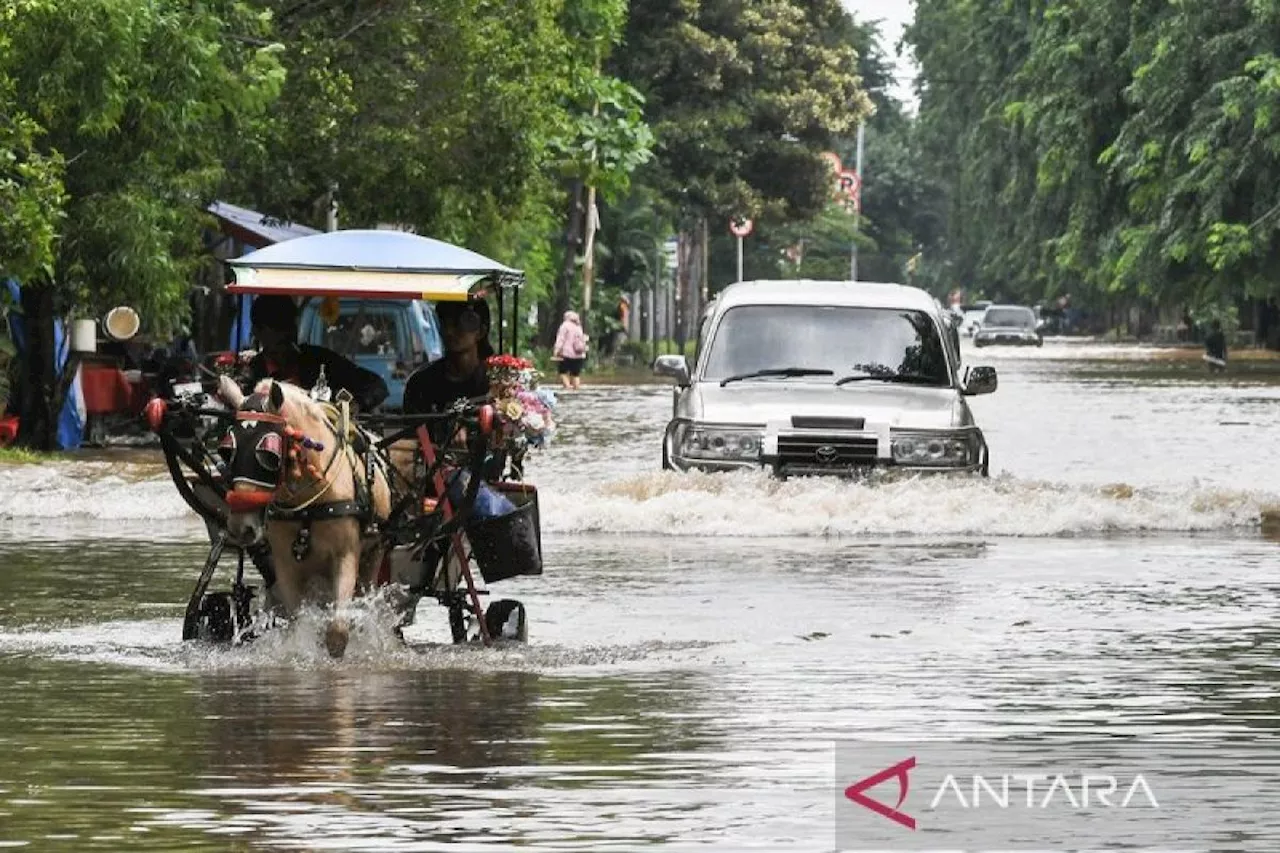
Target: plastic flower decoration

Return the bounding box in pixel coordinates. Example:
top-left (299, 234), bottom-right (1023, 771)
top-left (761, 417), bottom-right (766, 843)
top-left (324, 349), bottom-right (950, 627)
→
top-left (486, 355), bottom-right (556, 453)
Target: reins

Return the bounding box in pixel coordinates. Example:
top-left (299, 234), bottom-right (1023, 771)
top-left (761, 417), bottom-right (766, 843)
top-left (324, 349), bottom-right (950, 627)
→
top-left (269, 403), bottom-right (351, 514)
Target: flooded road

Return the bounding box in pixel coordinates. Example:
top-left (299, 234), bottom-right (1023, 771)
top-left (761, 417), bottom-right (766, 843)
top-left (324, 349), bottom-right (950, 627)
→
top-left (2, 340), bottom-right (1279, 850)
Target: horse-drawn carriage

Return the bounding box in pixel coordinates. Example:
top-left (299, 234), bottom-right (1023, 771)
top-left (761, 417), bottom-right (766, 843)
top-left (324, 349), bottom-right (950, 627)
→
top-left (144, 230), bottom-right (546, 656)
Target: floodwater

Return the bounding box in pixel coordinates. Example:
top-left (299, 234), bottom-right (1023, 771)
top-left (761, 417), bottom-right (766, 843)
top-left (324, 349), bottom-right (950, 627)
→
top-left (1, 339), bottom-right (1279, 850)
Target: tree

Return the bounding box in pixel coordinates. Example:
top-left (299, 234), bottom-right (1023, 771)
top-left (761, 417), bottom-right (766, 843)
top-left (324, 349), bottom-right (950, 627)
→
top-left (542, 0), bottom-right (654, 343)
top-left (703, 15), bottom-right (940, 293)
top-left (0, 0), bottom-right (285, 448)
top-left (906, 0), bottom-right (1280, 338)
top-left (228, 0), bottom-right (606, 316)
top-left (613, 0), bottom-right (872, 344)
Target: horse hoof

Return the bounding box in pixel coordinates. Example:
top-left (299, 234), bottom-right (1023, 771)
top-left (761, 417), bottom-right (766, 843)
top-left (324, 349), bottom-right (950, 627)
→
top-left (325, 624), bottom-right (349, 659)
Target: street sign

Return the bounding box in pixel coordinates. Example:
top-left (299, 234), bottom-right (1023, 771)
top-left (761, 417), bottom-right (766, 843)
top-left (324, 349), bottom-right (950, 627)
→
top-left (821, 151), bottom-right (844, 174)
top-left (662, 236), bottom-right (678, 274)
top-left (837, 169), bottom-right (861, 199)
top-left (729, 217), bottom-right (753, 238)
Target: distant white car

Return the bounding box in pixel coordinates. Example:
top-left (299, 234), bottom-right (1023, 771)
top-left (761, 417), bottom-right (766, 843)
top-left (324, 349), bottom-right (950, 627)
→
top-left (959, 308), bottom-right (986, 337)
top-left (973, 305), bottom-right (1043, 347)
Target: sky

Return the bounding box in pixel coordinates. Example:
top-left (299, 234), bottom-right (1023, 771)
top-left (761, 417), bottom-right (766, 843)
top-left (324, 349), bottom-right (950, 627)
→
top-left (840, 0), bottom-right (919, 108)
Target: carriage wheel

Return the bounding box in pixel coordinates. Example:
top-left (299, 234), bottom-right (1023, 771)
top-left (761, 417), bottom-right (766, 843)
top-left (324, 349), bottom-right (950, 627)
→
top-left (448, 600), bottom-right (468, 645)
top-left (485, 599), bottom-right (528, 643)
top-left (198, 593), bottom-right (236, 644)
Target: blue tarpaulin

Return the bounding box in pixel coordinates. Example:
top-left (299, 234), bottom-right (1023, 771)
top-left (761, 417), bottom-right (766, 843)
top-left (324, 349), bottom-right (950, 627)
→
top-left (229, 293), bottom-right (253, 352)
top-left (2, 278), bottom-right (84, 449)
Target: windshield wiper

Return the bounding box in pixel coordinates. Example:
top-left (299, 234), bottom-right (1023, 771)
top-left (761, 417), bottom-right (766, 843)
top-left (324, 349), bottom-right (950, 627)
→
top-left (719, 367), bottom-right (834, 387)
top-left (835, 370), bottom-right (945, 387)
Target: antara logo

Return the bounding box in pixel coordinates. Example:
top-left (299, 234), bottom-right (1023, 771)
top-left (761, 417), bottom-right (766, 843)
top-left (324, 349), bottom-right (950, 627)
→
top-left (845, 757), bottom-right (1160, 831)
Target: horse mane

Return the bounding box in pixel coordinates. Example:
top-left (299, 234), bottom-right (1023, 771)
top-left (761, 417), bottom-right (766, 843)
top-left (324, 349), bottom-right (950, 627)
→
top-left (251, 378), bottom-right (310, 409)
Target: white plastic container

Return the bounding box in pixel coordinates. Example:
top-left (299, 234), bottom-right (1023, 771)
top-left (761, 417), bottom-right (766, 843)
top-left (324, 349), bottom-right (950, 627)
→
top-left (70, 318), bottom-right (97, 353)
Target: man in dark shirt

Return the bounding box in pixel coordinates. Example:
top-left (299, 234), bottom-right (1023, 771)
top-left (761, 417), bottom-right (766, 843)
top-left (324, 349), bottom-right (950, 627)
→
top-left (403, 297), bottom-right (494, 444)
top-left (246, 295), bottom-right (389, 412)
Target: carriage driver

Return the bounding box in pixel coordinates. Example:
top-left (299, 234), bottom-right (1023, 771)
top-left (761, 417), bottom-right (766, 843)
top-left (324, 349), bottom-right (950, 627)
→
top-left (246, 295), bottom-right (390, 412)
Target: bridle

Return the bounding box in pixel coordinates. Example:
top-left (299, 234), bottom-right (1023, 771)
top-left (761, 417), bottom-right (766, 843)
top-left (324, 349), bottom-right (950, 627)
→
top-left (219, 402), bottom-right (334, 514)
top-left (218, 391), bottom-right (385, 562)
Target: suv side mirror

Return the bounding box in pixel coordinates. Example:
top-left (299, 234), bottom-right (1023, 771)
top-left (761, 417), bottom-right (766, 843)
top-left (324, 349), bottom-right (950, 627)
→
top-left (962, 365), bottom-right (997, 395)
top-left (653, 354), bottom-right (690, 386)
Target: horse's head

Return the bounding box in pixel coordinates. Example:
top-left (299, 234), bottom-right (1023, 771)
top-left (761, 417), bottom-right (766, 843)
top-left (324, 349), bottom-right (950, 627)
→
top-left (216, 378), bottom-right (330, 545)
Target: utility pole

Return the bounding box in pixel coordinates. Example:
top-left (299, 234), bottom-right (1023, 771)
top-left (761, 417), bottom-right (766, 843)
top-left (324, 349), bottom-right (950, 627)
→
top-left (651, 240), bottom-right (660, 365)
top-left (851, 122), bottom-right (864, 281)
top-left (580, 49), bottom-right (603, 340)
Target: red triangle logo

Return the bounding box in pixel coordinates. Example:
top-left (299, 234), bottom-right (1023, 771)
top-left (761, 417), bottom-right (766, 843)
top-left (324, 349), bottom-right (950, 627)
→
top-left (844, 756), bottom-right (917, 830)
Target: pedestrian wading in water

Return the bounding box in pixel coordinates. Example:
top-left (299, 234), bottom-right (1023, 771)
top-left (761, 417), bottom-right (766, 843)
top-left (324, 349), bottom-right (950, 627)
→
top-left (553, 310), bottom-right (588, 390)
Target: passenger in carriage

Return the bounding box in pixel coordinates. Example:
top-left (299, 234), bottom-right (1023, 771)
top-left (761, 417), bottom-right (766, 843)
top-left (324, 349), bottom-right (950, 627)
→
top-left (402, 296), bottom-right (494, 443)
top-left (246, 295), bottom-right (389, 411)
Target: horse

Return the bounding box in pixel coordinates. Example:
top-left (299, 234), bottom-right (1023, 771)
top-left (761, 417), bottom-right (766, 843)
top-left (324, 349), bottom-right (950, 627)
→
top-left (216, 376), bottom-right (393, 657)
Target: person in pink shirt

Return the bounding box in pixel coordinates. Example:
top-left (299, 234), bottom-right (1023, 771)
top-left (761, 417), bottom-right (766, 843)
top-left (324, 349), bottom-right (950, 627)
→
top-left (553, 310), bottom-right (589, 389)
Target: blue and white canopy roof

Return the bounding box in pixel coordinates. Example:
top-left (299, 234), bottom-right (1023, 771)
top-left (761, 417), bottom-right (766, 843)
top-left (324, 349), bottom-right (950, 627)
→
top-left (225, 229), bottom-right (523, 301)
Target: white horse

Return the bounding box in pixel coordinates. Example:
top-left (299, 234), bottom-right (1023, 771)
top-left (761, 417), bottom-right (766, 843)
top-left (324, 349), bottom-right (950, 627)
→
top-left (217, 377), bottom-right (392, 657)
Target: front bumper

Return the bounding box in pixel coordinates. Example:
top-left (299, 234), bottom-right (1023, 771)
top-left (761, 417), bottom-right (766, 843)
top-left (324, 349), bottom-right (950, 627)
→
top-left (665, 423), bottom-right (990, 478)
top-left (974, 332), bottom-right (1040, 346)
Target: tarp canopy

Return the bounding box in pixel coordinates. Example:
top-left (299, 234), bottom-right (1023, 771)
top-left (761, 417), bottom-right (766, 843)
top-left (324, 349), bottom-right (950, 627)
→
top-left (207, 201), bottom-right (321, 248)
top-left (225, 229), bottom-right (523, 301)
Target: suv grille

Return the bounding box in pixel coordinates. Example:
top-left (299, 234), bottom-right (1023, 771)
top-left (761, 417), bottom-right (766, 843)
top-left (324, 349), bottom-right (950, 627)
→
top-left (776, 434), bottom-right (879, 468)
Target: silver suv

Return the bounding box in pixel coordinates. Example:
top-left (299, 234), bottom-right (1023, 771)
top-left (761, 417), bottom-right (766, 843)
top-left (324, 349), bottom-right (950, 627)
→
top-left (653, 280), bottom-right (997, 477)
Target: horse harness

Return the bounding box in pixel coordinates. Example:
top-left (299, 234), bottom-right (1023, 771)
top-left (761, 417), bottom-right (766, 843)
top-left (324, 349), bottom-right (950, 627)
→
top-left (221, 392), bottom-right (389, 561)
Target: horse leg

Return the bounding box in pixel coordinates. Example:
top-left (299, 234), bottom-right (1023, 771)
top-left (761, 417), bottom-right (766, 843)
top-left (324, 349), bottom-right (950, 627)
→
top-left (265, 525), bottom-right (305, 617)
top-left (325, 546), bottom-right (360, 659)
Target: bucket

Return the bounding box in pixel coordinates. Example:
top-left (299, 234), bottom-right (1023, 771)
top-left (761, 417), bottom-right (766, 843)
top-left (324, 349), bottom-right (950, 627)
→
top-left (70, 319), bottom-right (97, 353)
top-left (103, 306), bottom-right (140, 342)
top-left (465, 483), bottom-right (542, 583)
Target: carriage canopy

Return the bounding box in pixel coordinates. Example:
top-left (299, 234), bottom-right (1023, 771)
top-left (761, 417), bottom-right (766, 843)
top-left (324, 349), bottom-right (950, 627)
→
top-left (225, 229), bottom-right (524, 302)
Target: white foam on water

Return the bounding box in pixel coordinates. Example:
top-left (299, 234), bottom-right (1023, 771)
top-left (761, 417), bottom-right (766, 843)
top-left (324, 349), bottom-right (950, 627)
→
top-left (0, 593), bottom-right (716, 675)
top-left (3, 457), bottom-right (1273, 539)
top-left (0, 462), bottom-right (191, 521)
top-left (0, 617), bottom-right (190, 672)
top-left (542, 469), bottom-right (1273, 538)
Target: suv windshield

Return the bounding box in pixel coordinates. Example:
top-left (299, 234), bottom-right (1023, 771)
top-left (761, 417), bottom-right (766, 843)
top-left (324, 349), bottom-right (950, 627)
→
top-left (702, 305), bottom-right (951, 386)
top-left (982, 307), bottom-right (1035, 328)
top-left (322, 305), bottom-right (405, 359)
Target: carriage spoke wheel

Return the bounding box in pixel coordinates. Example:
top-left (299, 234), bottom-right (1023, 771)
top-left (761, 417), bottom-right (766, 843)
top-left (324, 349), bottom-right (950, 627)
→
top-left (485, 599), bottom-right (528, 643)
top-left (197, 593), bottom-right (236, 644)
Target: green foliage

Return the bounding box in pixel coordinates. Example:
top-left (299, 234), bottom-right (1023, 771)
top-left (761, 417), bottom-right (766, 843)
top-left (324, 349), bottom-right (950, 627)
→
top-left (613, 0), bottom-right (872, 224)
top-left (700, 15), bottom-right (934, 292)
top-left (231, 1), bottom-right (575, 264)
top-left (550, 0), bottom-right (655, 201)
top-left (907, 0), bottom-right (1280, 314)
top-left (1, 0), bottom-right (285, 331)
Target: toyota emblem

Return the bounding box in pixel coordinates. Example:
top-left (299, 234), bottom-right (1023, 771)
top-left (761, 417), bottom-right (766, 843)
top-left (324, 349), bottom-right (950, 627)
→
top-left (814, 445), bottom-right (839, 464)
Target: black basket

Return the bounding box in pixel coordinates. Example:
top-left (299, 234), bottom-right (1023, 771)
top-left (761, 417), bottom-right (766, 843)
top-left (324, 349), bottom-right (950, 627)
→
top-left (465, 483), bottom-right (543, 583)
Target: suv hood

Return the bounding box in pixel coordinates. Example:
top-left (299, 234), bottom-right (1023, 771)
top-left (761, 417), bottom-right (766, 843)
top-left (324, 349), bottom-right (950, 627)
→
top-left (682, 381), bottom-right (964, 429)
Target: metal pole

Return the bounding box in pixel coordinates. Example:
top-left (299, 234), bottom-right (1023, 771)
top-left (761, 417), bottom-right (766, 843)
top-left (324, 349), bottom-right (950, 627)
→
top-left (736, 236), bottom-right (743, 283)
top-left (651, 242), bottom-right (659, 364)
top-left (851, 122), bottom-right (864, 281)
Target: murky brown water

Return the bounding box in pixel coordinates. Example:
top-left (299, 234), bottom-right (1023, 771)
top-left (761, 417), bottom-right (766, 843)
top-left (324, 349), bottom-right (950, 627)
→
top-left (2, 340), bottom-right (1280, 850)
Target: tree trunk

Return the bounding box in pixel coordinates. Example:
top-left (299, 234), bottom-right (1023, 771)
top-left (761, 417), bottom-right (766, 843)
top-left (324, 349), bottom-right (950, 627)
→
top-left (16, 284), bottom-right (56, 451)
top-left (675, 226), bottom-right (692, 352)
top-left (674, 219), bottom-right (708, 354)
top-left (542, 179), bottom-right (586, 347)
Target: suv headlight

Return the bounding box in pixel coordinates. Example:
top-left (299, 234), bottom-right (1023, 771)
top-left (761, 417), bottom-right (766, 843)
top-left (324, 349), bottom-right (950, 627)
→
top-left (674, 422), bottom-right (764, 461)
top-left (891, 430), bottom-right (978, 467)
